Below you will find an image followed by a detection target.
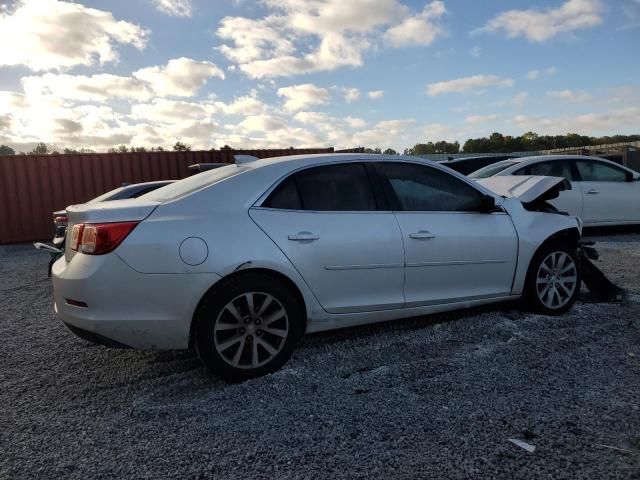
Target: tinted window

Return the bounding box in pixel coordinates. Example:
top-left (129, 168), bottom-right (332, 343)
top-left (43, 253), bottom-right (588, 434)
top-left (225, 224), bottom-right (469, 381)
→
top-left (516, 160), bottom-right (574, 181)
top-left (263, 176), bottom-right (302, 210)
top-left (265, 163), bottom-right (377, 211)
top-left (468, 160), bottom-right (519, 178)
top-left (377, 162), bottom-right (484, 212)
top-left (576, 160), bottom-right (627, 182)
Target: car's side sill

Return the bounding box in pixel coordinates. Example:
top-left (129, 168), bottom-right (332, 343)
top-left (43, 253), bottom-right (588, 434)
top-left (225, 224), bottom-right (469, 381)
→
top-left (306, 294), bottom-right (521, 334)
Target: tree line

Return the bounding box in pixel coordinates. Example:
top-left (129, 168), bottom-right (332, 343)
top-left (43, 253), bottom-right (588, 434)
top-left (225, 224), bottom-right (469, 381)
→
top-left (1, 132), bottom-right (639, 157)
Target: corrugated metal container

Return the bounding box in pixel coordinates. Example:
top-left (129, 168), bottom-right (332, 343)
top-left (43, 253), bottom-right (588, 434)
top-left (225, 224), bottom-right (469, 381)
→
top-left (0, 148), bottom-right (333, 244)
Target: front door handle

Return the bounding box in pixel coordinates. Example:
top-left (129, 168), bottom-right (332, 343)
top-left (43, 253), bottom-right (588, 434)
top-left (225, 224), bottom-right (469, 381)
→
top-left (288, 231), bottom-right (319, 241)
top-left (409, 231), bottom-right (436, 240)
top-left (586, 189), bottom-right (600, 194)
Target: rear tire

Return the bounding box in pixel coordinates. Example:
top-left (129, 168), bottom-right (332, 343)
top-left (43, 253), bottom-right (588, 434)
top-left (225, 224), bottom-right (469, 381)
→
top-left (523, 242), bottom-right (581, 315)
top-left (194, 273), bottom-right (305, 381)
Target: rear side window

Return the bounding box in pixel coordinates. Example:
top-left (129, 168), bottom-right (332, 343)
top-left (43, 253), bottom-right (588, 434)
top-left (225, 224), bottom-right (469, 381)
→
top-left (576, 160), bottom-right (628, 182)
top-left (377, 162), bottom-right (484, 212)
top-left (264, 163), bottom-right (377, 211)
top-left (263, 176), bottom-right (302, 210)
top-left (516, 160), bottom-right (574, 182)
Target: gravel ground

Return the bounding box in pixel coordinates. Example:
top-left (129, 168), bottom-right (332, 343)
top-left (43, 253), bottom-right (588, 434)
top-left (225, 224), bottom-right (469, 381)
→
top-left (1, 237), bottom-right (639, 479)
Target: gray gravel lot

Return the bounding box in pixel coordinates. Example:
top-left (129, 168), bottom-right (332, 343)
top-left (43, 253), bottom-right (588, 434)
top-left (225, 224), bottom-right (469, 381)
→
top-left (1, 236), bottom-right (639, 479)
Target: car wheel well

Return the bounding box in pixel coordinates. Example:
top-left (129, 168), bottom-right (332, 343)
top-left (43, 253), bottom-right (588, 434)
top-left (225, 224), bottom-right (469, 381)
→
top-left (189, 268), bottom-right (308, 349)
top-left (525, 227), bottom-right (581, 278)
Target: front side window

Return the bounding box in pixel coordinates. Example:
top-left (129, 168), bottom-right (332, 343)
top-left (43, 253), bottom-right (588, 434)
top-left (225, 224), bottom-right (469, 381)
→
top-left (263, 163), bottom-right (377, 211)
top-left (377, 162), bottom-right (484, 212)
top-left (576, 160), bottom-right (628, 182)
top-left (516, 160), bottom-right (575, 182)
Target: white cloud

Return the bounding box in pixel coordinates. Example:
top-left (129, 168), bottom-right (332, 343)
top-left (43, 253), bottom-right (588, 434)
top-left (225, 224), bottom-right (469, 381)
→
top-left (465, 114), bottom-right (499, 124)
top-left (344, 116), bottom-right (367, 128)
top-left (546, 89), bottom-right (592, 102)
top-left (426, 75), bottom-right (513, 95)
top-left (470, 46), bottom-right (481, 57)
top-left (384, 1), bottom-right (446, 47)
top-left (510, 91), bottom-right (529, 106)
top-left (527, 67), bottom-right (557, 80)
top-left (22, 73), bottom-right (153, 102)
top-left (19, 57), bottom-right (224, 103)
top-left (342, 87), bottom-right (361, 102)
top-left (423, 123), bottom-right (459, 142)
top-left (350, 119), bottom-right (415, 147)
top-left (368, 90), bottom-right (384, 99)
top-left (277, 83), bottom-right (330, 111)
top-left (477, 0), bottom-right (603, 42)
top-left (131, 99), bottom-right (212, 124)
top-left (216, 0), bottom-right (445, 78)
top-left (239, 114), bottom-right (288, 133)
top-left (216, 91), bottom-right (267, 116)
top-left (151, 0), bottom-right (192, 17)
top-left (513, 107), bottom-right (640, 135)
top-left (133, 57), bottom-right (224, 97)
top-left (0, 0), bottom-right (147, 71)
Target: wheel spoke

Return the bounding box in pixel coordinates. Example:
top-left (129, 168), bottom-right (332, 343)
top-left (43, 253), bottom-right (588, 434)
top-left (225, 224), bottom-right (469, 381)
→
top-left (560, 263), bottom-right (575, 274)
top-left (537, 277), bottom-right (549, 284)
top-left (540, 262), bottom-right (552, 274)
top-left (539, 283), bottom-right (551, 299)
top-left (224, 302), bottom-right (243, 323)
top-left (256, 337), bottom-right (277, 356)
top-left (231, 338), bottom-right (246, 366)
top-left (251, 340), bottom-right (259, 367)
top-left (560, 276), bottom-right (577, 284)
top-left (257, 295), bottom-right (273, 316)
top-left (217, 335), bottom-right (242, 352)
top-left (557, 280), bottom-right (572, 297)
top-left (262, 326), bottom-right (287, 338)
top-left (264, 308), bottom-right (286, 326)
top-left (245, 293), bottom-right (255, 317)
top-left (215, 322), bottom-right (241, 332)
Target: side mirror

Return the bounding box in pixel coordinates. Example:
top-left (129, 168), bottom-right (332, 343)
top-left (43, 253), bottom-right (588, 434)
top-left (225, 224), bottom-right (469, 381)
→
top-left (480, 195), bottom-right (499, 213)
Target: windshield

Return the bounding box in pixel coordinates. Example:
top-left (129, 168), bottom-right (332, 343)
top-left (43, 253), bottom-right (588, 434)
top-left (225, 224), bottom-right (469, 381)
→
top-left (468, 159), bottom-right (519, 179)
top-left (141, 164), bottom-right (249, 202)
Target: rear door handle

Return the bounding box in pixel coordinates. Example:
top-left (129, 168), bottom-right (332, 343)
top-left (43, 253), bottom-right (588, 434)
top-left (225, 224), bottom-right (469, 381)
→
top-left (288, 232), bottom-right (319, 241)
top-left (586, 189), bottom-right (599, 194)
top-left (409, 231), bottom-right (436, 240)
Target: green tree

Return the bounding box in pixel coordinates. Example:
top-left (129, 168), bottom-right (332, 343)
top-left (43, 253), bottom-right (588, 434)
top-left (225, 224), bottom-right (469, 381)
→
top-left (383, 148), bottom-right (398, 155)
top-left (30, 142), bottom-right (49, 155)
top-left (0, 145), bottom-right (15, 155)
top-left (173, 141), bottom-right (191, 151)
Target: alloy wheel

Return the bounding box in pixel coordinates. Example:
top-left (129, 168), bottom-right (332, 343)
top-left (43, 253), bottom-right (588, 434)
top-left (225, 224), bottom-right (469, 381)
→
top-left (213, 292), bottom-right (289, 369)
top-left (535, 251), bottom-right (578, 309)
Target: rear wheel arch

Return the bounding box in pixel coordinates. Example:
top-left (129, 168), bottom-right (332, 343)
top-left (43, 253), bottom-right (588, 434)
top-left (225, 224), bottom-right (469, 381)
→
top-left (189, 268), bottom-right (308, 349)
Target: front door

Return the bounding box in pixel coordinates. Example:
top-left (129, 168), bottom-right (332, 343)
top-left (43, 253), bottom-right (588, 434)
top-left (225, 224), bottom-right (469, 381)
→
top-left (375, 161), bottom-right (519, 306)
top-left (575, 159), bottom-right (638, 225)
top-left (250, 162), bottom-right (405, 314)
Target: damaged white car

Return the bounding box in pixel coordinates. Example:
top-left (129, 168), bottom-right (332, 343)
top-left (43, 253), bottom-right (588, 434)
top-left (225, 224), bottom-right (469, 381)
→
top-left (52, 154), bottom-right (582, 380)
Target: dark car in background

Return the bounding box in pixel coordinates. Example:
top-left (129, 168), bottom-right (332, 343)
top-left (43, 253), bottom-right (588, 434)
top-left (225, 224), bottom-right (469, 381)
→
top-left (441, 155), bottom-right (514, 175)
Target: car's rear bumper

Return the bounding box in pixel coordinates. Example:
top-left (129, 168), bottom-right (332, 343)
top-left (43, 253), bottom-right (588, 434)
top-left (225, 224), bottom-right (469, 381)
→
top-left (52, 253), bottom-right (221, 349)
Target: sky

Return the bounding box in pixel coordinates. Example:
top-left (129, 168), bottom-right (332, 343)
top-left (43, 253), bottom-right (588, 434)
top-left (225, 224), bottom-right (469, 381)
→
top-left (0, 0), bottom-right (639, 152)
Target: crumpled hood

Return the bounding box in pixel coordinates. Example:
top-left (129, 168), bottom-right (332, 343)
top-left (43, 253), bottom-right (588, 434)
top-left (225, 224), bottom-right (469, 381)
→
top-left (476, 175), bottom-right (570, 204)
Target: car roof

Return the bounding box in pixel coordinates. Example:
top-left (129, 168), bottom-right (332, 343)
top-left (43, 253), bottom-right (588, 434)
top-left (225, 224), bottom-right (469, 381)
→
top-left (505, 154), bottom-right (609, 164)
top-left (244, 153), bottom-right (437, 170)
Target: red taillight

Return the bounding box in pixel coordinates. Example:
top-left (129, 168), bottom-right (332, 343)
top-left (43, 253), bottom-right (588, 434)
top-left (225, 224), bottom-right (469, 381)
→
top-left (72, 221), bottom-right (138, 255)
top-left (54, 215), bottom-right (68, 227)
top-left (70, 224), bottom-right (84, 251)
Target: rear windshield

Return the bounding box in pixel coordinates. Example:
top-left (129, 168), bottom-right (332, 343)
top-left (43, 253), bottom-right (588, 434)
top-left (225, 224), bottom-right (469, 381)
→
top-left (141, 164), bottom-right (248, 202)
top-left (468, 159), bottom-right (519, 179)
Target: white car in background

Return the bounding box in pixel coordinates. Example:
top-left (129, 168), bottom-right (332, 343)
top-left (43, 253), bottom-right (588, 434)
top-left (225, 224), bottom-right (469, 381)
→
top-left (53, 154), bottom-right (583, 380)
top-left (469, 155), bottom-right (640, 226)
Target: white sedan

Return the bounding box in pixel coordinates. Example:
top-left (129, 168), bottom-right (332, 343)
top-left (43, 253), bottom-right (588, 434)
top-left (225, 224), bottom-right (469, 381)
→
top-left (469, 155), bottom-right (640, 226)
top-left (53, 154), bottom-right (583, 380)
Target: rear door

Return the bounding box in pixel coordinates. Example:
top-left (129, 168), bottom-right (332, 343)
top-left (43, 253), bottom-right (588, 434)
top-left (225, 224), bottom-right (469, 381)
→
top-left (375, 161), bottom-right (518, 306)
top-left (513, 160), bottom-right (583, 217)
top-left (249, 162), bottom-right (405, 314)
top-left (574, 159), bottom-right (638, 225)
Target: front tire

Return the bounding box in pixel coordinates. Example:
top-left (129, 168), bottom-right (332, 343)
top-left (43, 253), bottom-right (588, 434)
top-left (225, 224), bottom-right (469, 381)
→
top-left (194, 273), bottom-right (305, 381)
top-left (523, 243), bottom-right (581, 315)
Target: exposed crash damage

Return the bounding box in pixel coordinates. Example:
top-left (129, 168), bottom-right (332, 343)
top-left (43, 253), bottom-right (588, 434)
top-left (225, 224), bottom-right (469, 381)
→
top-left (477, 175), bottom-right (628, 304)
